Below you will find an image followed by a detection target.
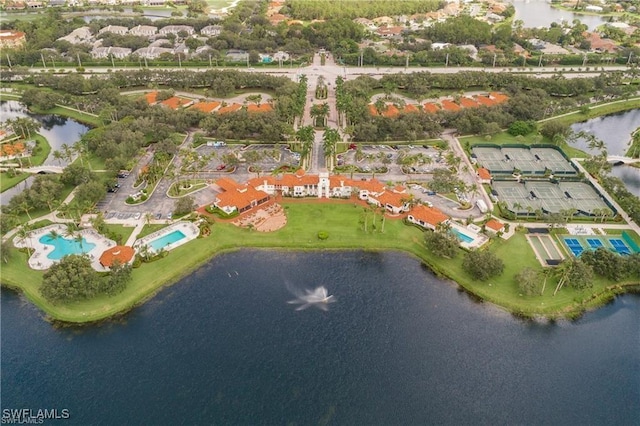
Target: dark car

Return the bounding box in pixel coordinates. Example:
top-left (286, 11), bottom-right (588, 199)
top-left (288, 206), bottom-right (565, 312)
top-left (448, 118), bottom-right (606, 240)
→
top-left (216, 164), bottom-right (226, 171)
top-left (156, 213), bottom-right (162, 220)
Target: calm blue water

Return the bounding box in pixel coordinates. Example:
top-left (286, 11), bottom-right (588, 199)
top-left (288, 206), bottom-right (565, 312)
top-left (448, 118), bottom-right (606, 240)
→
top-left (39, 234), bottom-right (96, 260)
top-left (2, 250), bottom-right (639, 425)
top-left (451, 227), bottom-right (474, 243)
top-left (149, 230), bottom-right (186, 251)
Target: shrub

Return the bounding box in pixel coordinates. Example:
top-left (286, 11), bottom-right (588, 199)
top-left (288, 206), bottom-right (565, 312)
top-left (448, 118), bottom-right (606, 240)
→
top-left (317, 231), bottom-right (329, 240)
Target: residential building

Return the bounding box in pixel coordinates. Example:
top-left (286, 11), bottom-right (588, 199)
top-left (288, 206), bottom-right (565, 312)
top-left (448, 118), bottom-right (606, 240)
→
top-left (214, 177), bottom-right (270, 214)
top-left (477, 167), bottom-right (492, 183)
top-left (484, 219), bottom-right (505, 235)
top-left (91, 46), bottom-right (131, 59)
top-left (57, 27), bottom-right (94, 45)
top-left (407, 204), bottom-right (450, 231)
top-left (129, 25), bottom-right (158, 37)
top-left (200, 25), bottom-right (222, 37)
top-left (158, 25), bottom-right (195, 36)
top-left (98, 25), bottom-right (128, 36)
top-left (132, 47), bottom-right (174, 59)
top-left (0, 30), bottom-right (26, 49)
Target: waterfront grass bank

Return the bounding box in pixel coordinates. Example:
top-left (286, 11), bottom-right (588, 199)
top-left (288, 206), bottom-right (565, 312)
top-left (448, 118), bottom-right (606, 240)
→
top-left (1, 202), bottom-right (637, 323)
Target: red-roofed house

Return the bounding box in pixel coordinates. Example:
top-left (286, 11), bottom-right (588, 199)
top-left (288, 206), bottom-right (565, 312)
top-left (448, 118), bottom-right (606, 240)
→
top-left (213, 177), bottom-right (270, 214)
top-left (145, 91), bottom-right (158, 105)
top-left (367, 185), bottom-right (410, 214)
top-left (190, 101), bottom-right (221, 113)
top-left (489, 92), bottom-right (509, 104)
top-left (99, 246), bottom-right (135, 268)
top-left (441, 100), bottom-right (461, 112)
top-left (423, 103), bottom-right (440, 114)
top-left (474, 95), bottom-right (496, 107)
top-left (217, 103), bottom-right (243, 114)
top-left (247, 103), bottom-right (273, 113)
top-left (0, 30), bottom-right (26, 48)
top-left (484, 219), bottom-right (505, 235)
top-left (407, 204), bottom-right (450, 231)
top-left (161, 96), bottom-right (193, 110)
top-left (382, 104), bottom-right (400, 118)
top-left (477, 167), bottom-right (491, 183)
top-left (403, 104), bottom-right (420, 114)
top-left (459, 97), bottom-right (479, 109)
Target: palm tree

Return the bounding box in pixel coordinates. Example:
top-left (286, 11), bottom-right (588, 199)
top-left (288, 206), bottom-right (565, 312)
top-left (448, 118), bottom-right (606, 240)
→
top-left (310, 103), bottom-right (330, 127)
top-left (18, 200), bottom-right (32, 221)
top-left (52, 150), bottom-right (64, 166)
top-left (74, 233), bottom-right (85, 252)
top-left (379, 206), bottom-right (386, 233)
top-left (16, 225), bottom-right (32, 251)
top-left (144, 212), bottom-right (154, 226)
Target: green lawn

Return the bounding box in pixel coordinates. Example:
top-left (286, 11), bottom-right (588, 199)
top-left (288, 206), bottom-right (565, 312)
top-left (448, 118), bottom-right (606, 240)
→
top-left (137, 223), bottom-right (168, 239)
top-left (103, 223), bottom-right (136, 245)
top-left (0, 170), bottom-right (30, 192)
top-left (2, 202), bottom-right (637, 323)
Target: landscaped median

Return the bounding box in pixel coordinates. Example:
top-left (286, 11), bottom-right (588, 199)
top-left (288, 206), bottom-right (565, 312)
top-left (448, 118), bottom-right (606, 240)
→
top-left (1, 202), bottom-right (638, 323)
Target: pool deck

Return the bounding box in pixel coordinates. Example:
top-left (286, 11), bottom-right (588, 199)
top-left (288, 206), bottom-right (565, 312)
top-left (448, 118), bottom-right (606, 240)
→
top-left (13, 224), bottom-right (117, 271)
top-left (449, 222), bottom-right (489, 250)
top-left (133, 221), bottom-right (200, 254)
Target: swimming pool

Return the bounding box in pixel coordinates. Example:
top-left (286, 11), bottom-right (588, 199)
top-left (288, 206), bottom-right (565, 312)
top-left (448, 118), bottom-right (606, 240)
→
top-left (451, 228), bottom-right (475, 244)
top-left (40, 234), bottom-right (96, 260)
top-left (149, 230), bottom-right (186, 251)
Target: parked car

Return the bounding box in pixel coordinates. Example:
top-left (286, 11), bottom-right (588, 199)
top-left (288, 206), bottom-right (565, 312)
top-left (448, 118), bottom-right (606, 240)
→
top-left (167, 213), bottom-right (173, 220)
top-left (133, 213), bottom-right (141, 220)
top-left (216, 164), bottom-right (226, 170)
top-left (155, 213), bottom-right (162, 220)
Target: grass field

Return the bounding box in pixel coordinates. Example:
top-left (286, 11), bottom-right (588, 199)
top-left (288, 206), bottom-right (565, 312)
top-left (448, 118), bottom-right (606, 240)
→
top-left (2, 202), bottom-right (637, 323)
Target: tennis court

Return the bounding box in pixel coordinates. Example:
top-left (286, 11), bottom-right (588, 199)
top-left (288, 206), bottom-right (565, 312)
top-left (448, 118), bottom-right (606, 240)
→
top-left (561, 235), bottom-right (637, 256)
top-left (492, 180), bottom-right (613, 217)
top-left (472, 146), bottom-right (576, 176)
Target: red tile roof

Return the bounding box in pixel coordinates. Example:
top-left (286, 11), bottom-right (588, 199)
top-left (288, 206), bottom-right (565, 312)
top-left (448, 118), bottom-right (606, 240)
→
top-left (247, 103), bottom-right (273, 113)
top-left (441, 100), bottom-right (461, 112)
top-left (99, 246), bottom-right (135, 267)
top-left (485, 219), bottom-right (504, 231)
top-left (375, 190), bottom-right (406, 208)
top-left (410, 204), bottom-right (449, 227)
top-left (474, 95), bottom-right (496, 107)
top-left (403, 104), bottom-right (420, 114)
top-left (354, 178), bottom-right (385, 193)
top-left (459, 97), bottom-right (479, 108)
top-left (145, 91), bottom-right (158, 104)
top-left (217, 103), bottom-right (243, 114)
top-left (161, 96), bottom-right (191, 109)
top-left (215, 178), bottom-right (269, 211)
top-left (382, 104), bottom-right (400, 118)
top-left (190, 101), bottom-right (221, 113)
top-left (423, 102), bottom-right (440, 113)
top-left (489, 92), bottom-right (509, 104)
top-left (477, 167), bottom-right (491, 180)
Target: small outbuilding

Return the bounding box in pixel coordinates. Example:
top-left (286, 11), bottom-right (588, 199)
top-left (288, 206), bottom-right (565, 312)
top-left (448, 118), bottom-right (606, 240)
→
top-left (99, 246), bottom-right (135, 268)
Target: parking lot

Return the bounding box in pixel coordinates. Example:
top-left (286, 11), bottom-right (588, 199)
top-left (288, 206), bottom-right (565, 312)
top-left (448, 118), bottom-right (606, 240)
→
top-left (336, 144), bottom-right (450, 177)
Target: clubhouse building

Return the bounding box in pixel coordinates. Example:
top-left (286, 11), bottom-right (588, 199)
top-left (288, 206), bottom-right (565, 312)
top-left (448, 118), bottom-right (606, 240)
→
top-left (213, 170), bottom-right (414, 216)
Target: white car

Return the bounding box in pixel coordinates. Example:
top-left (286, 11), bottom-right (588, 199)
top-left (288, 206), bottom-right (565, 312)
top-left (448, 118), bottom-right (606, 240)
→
top-left (133, 213), bottom-right (141, 220)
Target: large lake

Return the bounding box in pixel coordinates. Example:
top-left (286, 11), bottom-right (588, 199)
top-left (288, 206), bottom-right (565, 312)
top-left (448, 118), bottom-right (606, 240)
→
top-left (2, 250), bottom-right (639, 425)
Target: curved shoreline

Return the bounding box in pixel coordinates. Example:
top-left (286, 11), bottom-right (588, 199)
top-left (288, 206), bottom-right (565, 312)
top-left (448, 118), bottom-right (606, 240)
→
top-left (2, 224), bottom-right (639, 325)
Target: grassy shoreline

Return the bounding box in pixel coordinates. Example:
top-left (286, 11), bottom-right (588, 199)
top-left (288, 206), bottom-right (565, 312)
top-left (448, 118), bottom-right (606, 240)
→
top-left (1, 202), bottom-right (638, 324)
